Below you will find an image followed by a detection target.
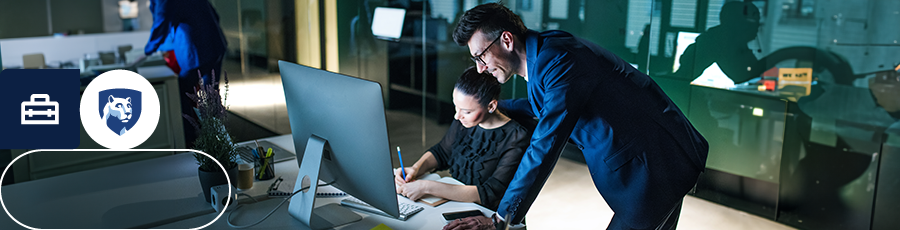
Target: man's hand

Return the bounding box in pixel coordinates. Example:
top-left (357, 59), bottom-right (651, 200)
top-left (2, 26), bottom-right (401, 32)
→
top-left (443, 216), bottom-right (494, 230)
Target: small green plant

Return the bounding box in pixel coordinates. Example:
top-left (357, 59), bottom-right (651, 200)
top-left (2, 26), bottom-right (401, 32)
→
top-left (184, 70), bottom-right (237, 172)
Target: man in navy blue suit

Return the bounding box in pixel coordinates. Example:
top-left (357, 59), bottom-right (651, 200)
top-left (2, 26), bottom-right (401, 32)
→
top-left (444, 3), bottom-right (708, 230)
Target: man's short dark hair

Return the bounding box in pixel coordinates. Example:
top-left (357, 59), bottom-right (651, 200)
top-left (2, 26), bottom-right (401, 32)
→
top-left (720, 1), bottom-right (760, 25)
top-left (453, 3), bottom-right (528, 46)
top-left (455, 66), bottom-right (501, 108)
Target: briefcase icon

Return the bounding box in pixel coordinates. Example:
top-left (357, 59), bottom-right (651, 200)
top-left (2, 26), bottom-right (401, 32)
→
top-left (21, 94), bottom-right (59, 125)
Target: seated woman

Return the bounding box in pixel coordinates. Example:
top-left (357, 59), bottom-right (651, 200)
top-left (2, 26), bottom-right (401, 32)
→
top-left (394, 67), bottom-right (530, 210)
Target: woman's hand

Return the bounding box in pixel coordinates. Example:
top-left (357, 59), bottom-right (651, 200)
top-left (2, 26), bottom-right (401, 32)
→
top-left (397, 180), bottom-right (433, 201)
top-left (443, 216), bottom-right (494, 230)
top-left (393, 167), bottom-right (419, 185)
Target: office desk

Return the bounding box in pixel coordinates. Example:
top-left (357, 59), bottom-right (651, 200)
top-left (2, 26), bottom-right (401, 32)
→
top-left (154, 191), bottom-right (492, 230)
top-left (688, 84), bottom-right (790, 183)
top-left (155, 134), bottom-right (494, 230)
top-left (688, 84), bottom-right (894, 229)
top-left (0, 153), bottom-right (214, 229)
top-left (0, 135), bottom-right (491, 229)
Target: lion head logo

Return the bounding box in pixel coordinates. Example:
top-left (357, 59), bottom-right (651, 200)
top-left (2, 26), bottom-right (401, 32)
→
top-left (98, 89), bottom-right (141, 136)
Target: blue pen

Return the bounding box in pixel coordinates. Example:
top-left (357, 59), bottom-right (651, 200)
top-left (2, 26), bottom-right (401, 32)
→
top-left (397, 146), bottom-right (406, 180)
top-left (252, 149), bottom-right (260, 159)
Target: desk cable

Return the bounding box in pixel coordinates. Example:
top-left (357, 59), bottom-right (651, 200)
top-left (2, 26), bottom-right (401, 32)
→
top-left (226, 180), bottom-right (336, 229)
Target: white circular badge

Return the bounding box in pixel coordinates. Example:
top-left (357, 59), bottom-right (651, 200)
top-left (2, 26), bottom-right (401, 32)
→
top-left (80, 70), bottom-right (160, 149)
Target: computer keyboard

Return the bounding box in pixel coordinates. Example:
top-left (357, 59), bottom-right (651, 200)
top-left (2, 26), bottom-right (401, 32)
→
top-left (340, 197), bottom-right (424, 221)
top-left (236, 146), bottom-right (255, 163)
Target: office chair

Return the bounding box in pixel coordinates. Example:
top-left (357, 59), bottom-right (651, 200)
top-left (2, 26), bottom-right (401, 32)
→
top-left (99, 51), bottom-right (117, 65)
top-left (117, 45), bottom-right (133, 63)
top-left (22, 53), bottom-right (46, 69)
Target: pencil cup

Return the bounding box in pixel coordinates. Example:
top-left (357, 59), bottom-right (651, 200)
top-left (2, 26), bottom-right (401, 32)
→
top-left (256, 155), bottom-right (275, 180)
top-left (237, 162), bottom-right (254, 189)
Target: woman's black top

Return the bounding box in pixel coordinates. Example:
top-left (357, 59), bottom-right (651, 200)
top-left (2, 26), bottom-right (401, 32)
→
top-left (427, 119), bottom-right (530, 210)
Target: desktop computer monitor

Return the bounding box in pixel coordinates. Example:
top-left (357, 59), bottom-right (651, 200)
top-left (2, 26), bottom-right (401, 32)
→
top-left (372, 7), bottom-right (406, 41)
top-left (673, 31), bottom-right (700, 73)
top-left (278, 61), bottom-right (399, 228)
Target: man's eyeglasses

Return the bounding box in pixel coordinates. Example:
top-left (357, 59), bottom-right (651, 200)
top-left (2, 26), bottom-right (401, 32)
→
top-left (471, 35), bottom-right (502, 66)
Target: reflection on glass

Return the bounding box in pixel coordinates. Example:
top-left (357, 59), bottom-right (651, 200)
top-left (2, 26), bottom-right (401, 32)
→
top-left (372, 7), bottom-right (407, 40)
top-left (675, 1), bottom-right (762, 83)
top-left (676, 0), bottom-right (899, 228)
top-left (689, 86), bottom-right (786, 183)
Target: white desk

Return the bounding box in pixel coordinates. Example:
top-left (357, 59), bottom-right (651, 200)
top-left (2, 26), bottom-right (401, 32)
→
top-left (0, 153), bottom-right (214, 229)
top-left (155, 134), bottom-right (494, 229)
top-left (0, 31), bottom-right (151, 68)
top-left (0, 135), bottom-right (492, 229)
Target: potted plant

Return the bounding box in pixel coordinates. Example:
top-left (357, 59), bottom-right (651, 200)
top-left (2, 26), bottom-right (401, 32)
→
top-left (184, 70), bottom-right (238, 203)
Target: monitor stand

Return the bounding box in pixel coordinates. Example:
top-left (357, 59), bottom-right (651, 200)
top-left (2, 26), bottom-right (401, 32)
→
top-left (288, 135), bottom-right (361, 229)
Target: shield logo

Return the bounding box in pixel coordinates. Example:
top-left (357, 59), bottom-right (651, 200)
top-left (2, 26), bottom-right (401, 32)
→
top-left (98, 88), bottom-right (142, 136)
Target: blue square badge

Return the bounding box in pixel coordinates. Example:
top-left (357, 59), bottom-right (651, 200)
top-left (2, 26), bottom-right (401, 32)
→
top-left (0, 69), bottom-right (80, 149)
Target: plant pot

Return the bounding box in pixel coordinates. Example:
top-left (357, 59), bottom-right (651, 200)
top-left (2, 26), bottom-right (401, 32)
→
top-left (198, 166), bottom-right (238, 203)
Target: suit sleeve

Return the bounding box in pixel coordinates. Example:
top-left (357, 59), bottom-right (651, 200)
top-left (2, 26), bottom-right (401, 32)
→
top-left (499, 98), bottom-right (535, 118)
top-left (497, 52), bottom-right (589, 224)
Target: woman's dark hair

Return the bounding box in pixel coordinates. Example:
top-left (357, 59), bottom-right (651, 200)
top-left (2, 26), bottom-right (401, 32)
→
top-left (453, 3), bottom-right (527, 46)
top-left (454, 67), bottom-right (501, 108)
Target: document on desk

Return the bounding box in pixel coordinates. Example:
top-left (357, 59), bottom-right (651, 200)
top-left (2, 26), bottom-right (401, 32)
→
top-left (415, 174), bottom-right (464, 207)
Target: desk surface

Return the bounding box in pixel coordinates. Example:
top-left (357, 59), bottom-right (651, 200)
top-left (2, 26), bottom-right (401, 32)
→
top-left (0, 135), bottom-right (491, 229)
top-left (0, 152), bottom-right (213, 229)
top-left (155, 135), bottom-right (493, 230)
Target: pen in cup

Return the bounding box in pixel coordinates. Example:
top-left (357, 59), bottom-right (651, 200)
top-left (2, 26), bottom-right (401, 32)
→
top-left (256, 140), bottom-right (265, 159)
top-left (258, 147), bottom-right (275, 180)
top-left (259, 159), bottom-right (269, 179)
top-left (397, 146), bottom-right (406, 180)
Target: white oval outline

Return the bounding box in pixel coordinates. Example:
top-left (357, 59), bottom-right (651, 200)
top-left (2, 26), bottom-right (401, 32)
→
top-left (0, 149), bottom-right (232, 230)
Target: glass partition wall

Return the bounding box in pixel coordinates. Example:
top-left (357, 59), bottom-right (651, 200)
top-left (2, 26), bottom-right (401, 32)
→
top-left (221, 0), bottom-right (897, 229)
top-left (320, 0), bottom-right (663, 169)
top-left (208, 0), bottom-right (297, 135)
top-left (307, 0), bottom-right (662, 149)
top-left (645, 0), bottom-right (899, 229)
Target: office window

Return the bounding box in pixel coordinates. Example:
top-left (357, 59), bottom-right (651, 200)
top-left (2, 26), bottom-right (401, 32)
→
top-left (670, 0), bottom-right (696, 28)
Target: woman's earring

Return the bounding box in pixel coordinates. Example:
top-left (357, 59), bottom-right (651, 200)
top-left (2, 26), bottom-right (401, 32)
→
top-left (489, 109), bottom-right (494, 114)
